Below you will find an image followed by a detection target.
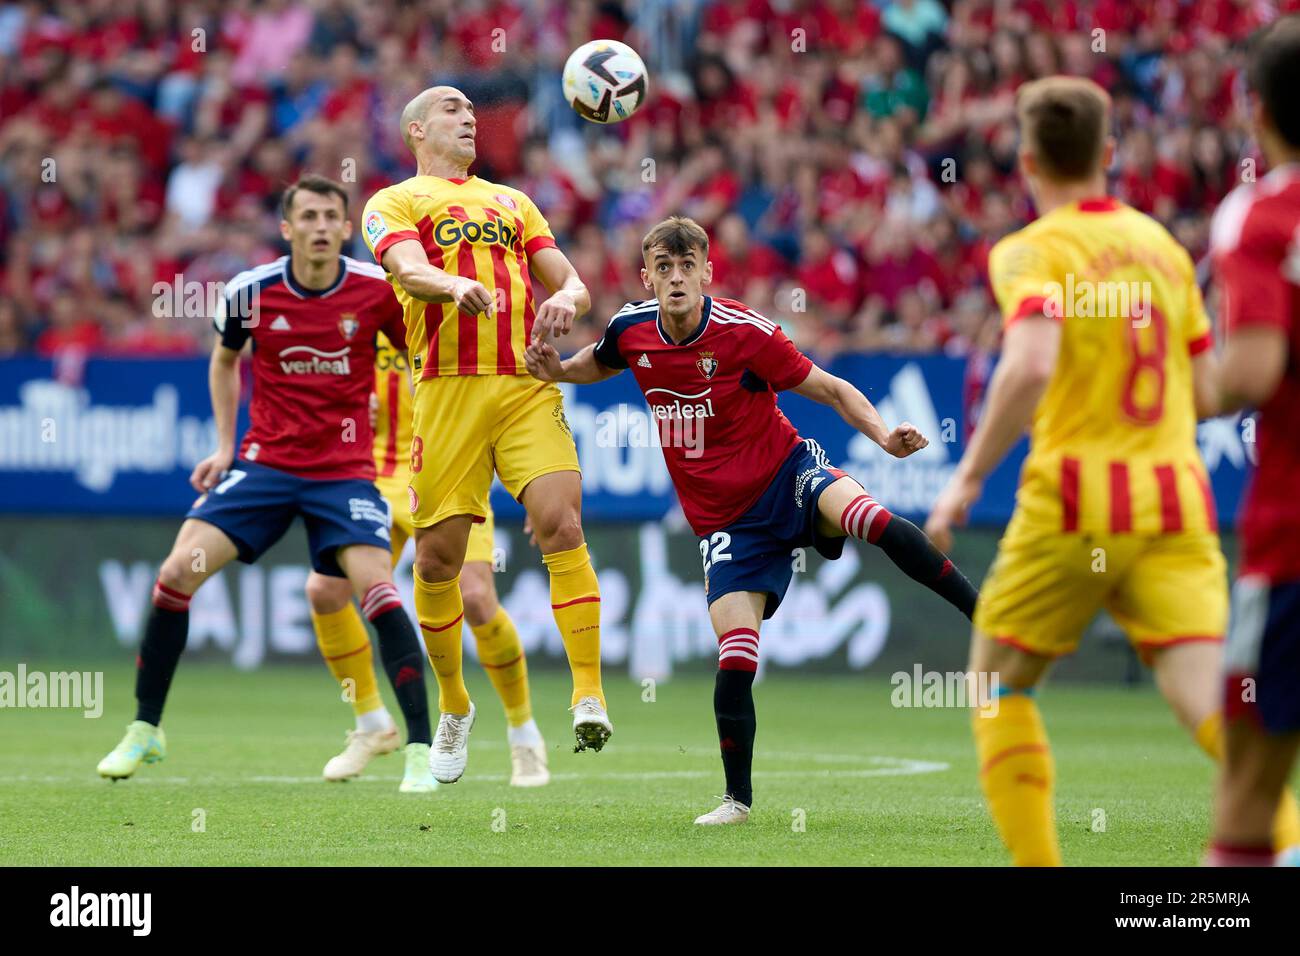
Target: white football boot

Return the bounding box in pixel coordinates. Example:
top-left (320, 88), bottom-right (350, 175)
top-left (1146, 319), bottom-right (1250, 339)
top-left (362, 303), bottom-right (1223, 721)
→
top-left (694, 795), bottom-right (751, 826)
top-left (509, 742), bottom-right (551, 787)
top-left (322, 726), bottom-right (400, 781)
top-left (571, 696), bottom-right (613, 752)
top-left (429, 702), bottom-right (475, 783)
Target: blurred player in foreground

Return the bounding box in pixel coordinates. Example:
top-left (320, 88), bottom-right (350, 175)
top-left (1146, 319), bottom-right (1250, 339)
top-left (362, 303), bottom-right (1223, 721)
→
top-left (97, 177), bottom-right (437, 792)
top-left (526, 215), bottom-right (978, 825)
top-left (925, 76), bottom-right (1300, 865)
top-left (363, 86), bottom-right (608, 784)
top-left (1207, 16), bottom-right (1300, 867)
top-left (305, 332), bottom-right (550, 788)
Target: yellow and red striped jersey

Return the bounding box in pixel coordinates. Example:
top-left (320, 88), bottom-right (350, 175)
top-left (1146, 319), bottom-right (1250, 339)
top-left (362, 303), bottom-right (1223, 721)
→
top-left (361, 175), bottom-right (557, 379)
top-left (372, 332), bottom-right (412, 481)
top-left (988, 197), bottom-right (1217, 535)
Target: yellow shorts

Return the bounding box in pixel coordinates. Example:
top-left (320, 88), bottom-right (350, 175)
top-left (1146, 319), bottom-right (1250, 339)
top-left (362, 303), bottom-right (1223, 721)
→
top-left (376, 475), bottom-right (497, 567)
top-left (407, 374), bottom-right (578, 529)
top-left (973, 523), bottom-right (1227, 663)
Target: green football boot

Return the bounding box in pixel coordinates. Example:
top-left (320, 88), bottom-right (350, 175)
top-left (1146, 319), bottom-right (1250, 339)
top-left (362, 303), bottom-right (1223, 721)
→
top-left (97, 720), bottom-right (166, 780)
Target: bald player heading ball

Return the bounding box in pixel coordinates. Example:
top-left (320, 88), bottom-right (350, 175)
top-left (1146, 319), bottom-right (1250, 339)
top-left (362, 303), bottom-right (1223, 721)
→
top-left (526, 216), bottom-right (977, 825)
top-left (362, 86), bottom-right (609, 784)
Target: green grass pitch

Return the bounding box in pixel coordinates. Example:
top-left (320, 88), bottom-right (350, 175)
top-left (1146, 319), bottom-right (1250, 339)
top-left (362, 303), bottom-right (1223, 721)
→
top-left (0, 664), bottom-right (1256, 866)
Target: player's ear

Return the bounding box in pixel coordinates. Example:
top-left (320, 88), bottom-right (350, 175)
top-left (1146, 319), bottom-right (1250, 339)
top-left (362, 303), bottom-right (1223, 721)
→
top-left (1101, 136), bottom-right (1116, 172)
top-left (1250, 95), bottom-right (1272, 142)
top-left (640, 266), bottom-right (651, 291)
top-left (702, 259), bottom-right (713, 286)
top-left (341, 217), bottom-right (353, 240)
top-left (1018, 146), bottom-right (1036, 182)
top-left (279, 218), bottom-right (292, 242)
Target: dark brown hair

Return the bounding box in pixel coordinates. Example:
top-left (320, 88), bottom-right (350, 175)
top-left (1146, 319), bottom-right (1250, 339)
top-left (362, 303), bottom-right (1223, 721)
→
top-left (1248, 15), bottom-right (1300, 149)
top-left (1016, 76), bottom-right (1111, 181)
top-left (280, 175), bottom-right (349, 219)
top-left (641, 216), bottom-right (709, 260)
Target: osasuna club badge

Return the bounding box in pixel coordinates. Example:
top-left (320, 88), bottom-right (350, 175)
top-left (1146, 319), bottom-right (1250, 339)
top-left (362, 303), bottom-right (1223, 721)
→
top-left (338, 314), bottom-right (359, 340)
top-left (696, 351), bottom-right (718, 379)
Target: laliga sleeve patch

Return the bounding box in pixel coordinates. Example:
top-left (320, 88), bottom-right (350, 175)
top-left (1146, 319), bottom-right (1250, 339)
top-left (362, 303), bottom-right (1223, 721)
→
top-left (365, 211), bottom-right (388, 245)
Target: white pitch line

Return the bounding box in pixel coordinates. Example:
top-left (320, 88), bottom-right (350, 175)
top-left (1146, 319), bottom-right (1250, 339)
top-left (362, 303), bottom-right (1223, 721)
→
top-left (0, 756), bottom-right (948, 787)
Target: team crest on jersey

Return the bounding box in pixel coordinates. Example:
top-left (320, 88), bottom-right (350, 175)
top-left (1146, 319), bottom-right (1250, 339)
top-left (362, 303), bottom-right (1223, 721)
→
top-left (493, 193), bottom-right (517, 211)
top-left (338, 314), bottom-right (359, 340)
top-left (696, 351), bottom-right (718, 380)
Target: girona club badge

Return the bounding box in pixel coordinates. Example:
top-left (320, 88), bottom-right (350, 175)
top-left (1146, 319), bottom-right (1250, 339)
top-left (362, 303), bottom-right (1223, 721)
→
top-left (696, 351), bottom-right (718, 380)
top-left (338, 314), bottom-right (359, 340)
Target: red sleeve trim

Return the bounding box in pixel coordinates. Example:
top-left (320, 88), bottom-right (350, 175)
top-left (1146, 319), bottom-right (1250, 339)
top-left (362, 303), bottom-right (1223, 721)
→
top-left (524, 235), bottom-right (557, 256)
top-left (372, 229), bottom-right (420, 264)
top-left (1004, 295), bottom-right (1055, 326)
top-left (1187, 331), bottom-right (1213, 356)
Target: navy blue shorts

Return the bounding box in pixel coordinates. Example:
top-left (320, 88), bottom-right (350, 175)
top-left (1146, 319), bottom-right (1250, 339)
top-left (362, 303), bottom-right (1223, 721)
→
top-left (1224, 576), bottom-right (1300, 734)
top-left (700, 439), bottom-right (849, 619)
top-left (186, 459), bottom-right (393, 578)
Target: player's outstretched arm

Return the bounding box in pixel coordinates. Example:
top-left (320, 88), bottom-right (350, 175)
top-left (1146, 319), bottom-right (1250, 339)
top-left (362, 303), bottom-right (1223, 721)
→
top-left (529, 246), bottom-right (591, 343)
top-left (791, 365), bottom-right (928, 458)
top-left (524, 341), bottom-right (620, 385)
top-left (191, 341), bottom-right (242, 493)
top-left (381, 238), bottom-right (494, 314)
top-left (925, 315), bottom-right (1060, 551)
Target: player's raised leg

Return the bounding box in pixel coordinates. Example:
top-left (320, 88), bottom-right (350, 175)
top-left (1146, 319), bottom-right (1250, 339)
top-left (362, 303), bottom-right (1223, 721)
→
top-left (694, 590), bottom-right (766, 826)
top-left (97, 518), bottom-right (238, 779)
top-left (816, 474), bottom-right (977, 618)
top-left (520, 469), bottom-right (610, 752)
top-left (335, 543), bottom-right (435, 793)
top-left (461, 555), bottom-right (548, 787)
top-left (1148, 640), bottom-right (1300, 861)
top-left (305, 571), bottom-right (399, 781)
top-left (413, 516), bottom-right (476, 782)
top-left (967, 633), bottom-right (1059, 866)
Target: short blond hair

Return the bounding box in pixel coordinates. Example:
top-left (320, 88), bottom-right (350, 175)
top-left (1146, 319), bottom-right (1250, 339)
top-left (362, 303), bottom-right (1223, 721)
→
top-left (1016, 76), bottom-right (1111, 182)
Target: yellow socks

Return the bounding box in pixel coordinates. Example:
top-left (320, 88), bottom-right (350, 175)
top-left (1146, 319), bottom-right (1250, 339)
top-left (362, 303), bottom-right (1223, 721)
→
top-left (471, 606), bottom-right (532, 726)
top-left (1194, 711), bottom-right (1300, 852)
top-left (413, 572), bottom-right (470, 715)
top-left (311, 604), bottom-right (382, 717)
top-left (972, 692), bottom-right (1061, 866)
top-left (542, 543), bottom-right (604, 707)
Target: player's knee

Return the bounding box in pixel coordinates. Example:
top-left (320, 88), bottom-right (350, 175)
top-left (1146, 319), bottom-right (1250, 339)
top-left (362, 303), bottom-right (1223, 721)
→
top-left (305, 572), bottom-right (351, 615)
top-left (413, 547), bottom-right (460, 584)
top-left (460, 574), bottom-right (498, 627)
top-left (530, 507), bottom-right (583, 551)
top-left (458, 562), bottom-right (498, 624)
top-left (157, 551), bottom-right (201, 596)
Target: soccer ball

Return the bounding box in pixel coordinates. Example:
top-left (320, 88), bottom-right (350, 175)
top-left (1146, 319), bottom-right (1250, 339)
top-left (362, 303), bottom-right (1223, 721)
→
top-left (562, 39), bottom-right (648, 124)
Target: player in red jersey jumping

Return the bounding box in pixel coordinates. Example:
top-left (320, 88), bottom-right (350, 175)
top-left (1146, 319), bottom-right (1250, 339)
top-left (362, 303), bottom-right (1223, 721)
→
top-left (525, 216), bottom-right (978, 824)
top-left (96, 177), bottom-right (438, 793)
top-left (1206, 16), bottom-right (1300, 867)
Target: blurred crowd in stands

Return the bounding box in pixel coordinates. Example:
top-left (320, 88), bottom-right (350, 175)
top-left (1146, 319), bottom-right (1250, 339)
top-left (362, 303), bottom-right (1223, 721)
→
top-left (0, 0), bottom-right (1294, 364)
